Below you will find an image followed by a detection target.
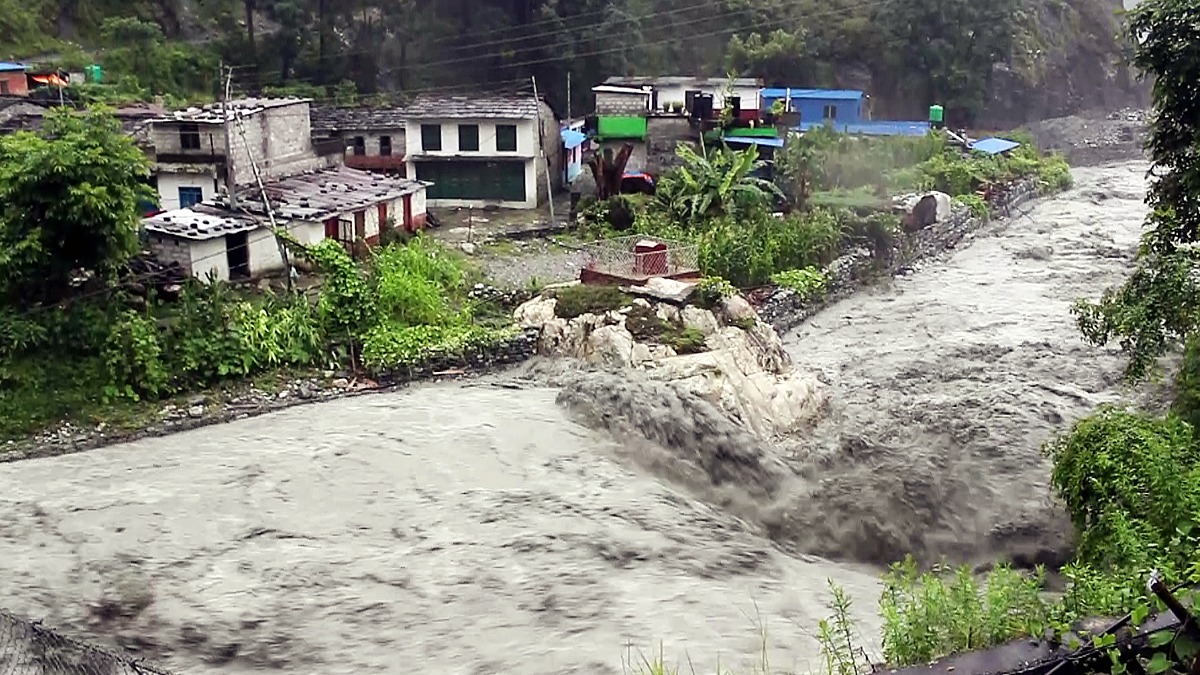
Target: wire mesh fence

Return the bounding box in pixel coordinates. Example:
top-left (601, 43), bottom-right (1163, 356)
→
top-left (580, 235), bottom-right (699, 282)
top-left (0, 609), bottom-right (176, 675)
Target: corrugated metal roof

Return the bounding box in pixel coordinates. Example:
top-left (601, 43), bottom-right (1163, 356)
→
top-left (796, 120), bottom-right (932, 137)
top-left (604, 76), bottom-right (762, 88)
top-left (145, 167), bottom-right (429, 240)
top-left (403, 93), bottom-right (540, 120)
top-left (0, 62), bottom-right (26, 72)
top-left (724, 136), bottom-right (785, 148)
top-left (972, 137), bottom-right (1021, 155)
top-left (561, 129), bottom-right (588, 149)
top-left (143, 208), bottom-right (259, 241)
top-left (762, 88), bottom-right (864, 101)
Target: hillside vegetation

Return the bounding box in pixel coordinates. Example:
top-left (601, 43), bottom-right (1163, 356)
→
top-left (3, 0), bottom-right (1145, 126)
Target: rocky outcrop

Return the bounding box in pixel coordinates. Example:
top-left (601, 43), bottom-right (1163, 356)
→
top-left (512, 293), bottom-right (827, 439)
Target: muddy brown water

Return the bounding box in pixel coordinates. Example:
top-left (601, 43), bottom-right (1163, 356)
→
top-left (0, 160), bottom-right (1152, 674)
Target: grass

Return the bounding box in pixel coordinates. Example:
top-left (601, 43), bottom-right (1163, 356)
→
top-left (551, 284), bottom-right (632, 320)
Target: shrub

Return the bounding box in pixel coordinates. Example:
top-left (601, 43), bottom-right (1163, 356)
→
top-left (551, 284), bottom-right (629, 319)
top-left (371, 236), bottom-right (467, 328)
top-left (1042, 406), bottom-right (1200, 573)
top-left (361, 323), bottom-right (519, 371)
top-left (879, 557), bottom-right (1049, 666)
top-left (695, 276), bottom-right (736, 307)
top-left (103, 309), bottom-right (168, 401)
top-left (771, 267), bottom-right (828, 303)
top-left (953, 193), bottom-right (989, 219)
top-left (1038, 154), bottom-right (1073, 194)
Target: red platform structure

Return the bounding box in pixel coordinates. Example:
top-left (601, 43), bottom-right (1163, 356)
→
top-left (579, 235), bottom-right (700, 286)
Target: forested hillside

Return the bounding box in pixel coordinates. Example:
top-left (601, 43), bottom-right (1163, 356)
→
top-left (1, 0), bottom-right (1148, 126)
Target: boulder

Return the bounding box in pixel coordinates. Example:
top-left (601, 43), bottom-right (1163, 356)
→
top-left (624, 277), bottom-right (698, 305)
top-left (514, 296), bottom-right (557, 329)
top-left (680, 306), bottom-right (720, 336)
top-left (586, 325), bottom-right (635, 367)
top-left (718, 294), bottom-right (757, 326)
top-left (655, 303), bottom-right (681, 325)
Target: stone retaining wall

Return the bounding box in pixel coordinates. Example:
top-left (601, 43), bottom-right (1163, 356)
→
top-left (757, 178), bottom-right (1043, 334)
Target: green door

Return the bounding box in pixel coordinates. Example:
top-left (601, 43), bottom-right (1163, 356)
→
top-left (418, 160), bottom-right (525, 202)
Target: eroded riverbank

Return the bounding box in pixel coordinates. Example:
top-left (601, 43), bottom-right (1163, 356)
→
top-left (0, 160), bottom-right (1157, 674)
top-left (0, 383), bottom-right (882, 675)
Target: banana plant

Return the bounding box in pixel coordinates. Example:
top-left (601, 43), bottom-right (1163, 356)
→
top-left (656, 142), bottom-right (782, 224)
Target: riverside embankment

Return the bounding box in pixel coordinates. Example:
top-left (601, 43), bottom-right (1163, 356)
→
top-left (0, 160), bottom-right (1154, 674)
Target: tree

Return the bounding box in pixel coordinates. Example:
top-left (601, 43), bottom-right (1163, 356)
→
top-left (0, 108), bottom-right (153, 307)
top-left (726, 29), bottom-right (814, 87)
top-left (1073, 0), bottom-right (1200, 381)
top-left (872, 0), bottom-right (1018, 124)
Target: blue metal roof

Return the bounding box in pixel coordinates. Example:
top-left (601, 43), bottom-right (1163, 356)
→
top-left (0, 62), bottom-right (26, 72)
top-left (796, 120), bottom-right (932, 137)
top-left (561, 128), bottom-right (587, 149)
top-left (971, 137), bottom-right (1021, 155)
top-left (724, 136), bottom-right (785, 148)
top-left (761, 88), bottom-right (864, 101)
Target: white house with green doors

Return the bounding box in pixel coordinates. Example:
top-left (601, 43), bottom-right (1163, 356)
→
top-left (402, 92), bottom-right (562, 210)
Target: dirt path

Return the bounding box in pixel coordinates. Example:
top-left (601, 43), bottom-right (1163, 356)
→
top-left (0, 382), bottom-right (883, 675)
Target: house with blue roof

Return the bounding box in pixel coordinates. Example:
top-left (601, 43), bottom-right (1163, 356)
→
top-left (761, 88), bottom-right (865, 126)
top-left (760, 87), bottom-right (932, 137)
top-left (0, 62), bottom-right (28, 97)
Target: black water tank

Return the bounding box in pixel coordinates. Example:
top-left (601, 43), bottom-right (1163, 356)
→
top-left (728, 96), bottom-right (741, 116)
top-left (693, 94), bottom-right (714, 121)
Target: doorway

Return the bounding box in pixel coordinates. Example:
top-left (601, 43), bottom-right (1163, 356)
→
top-left (226, 232), bottom-right (250, 280)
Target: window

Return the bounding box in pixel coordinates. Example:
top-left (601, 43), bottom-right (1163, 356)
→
top-left (823, 104), bottom-right (837, 120)
top-left (180, 123), bottom-right (201, 150)
top-left (178, 186), bottom-right (203, 208)
top-left (352, 136), bottom-right (366, 156)
top-left (458, 124), bottom-right (479, 152)
top-left (496, 124), bottom-right (518, 152)
top-left (421, 124), bottom-right (442, 151)
top-left (380, 135), bottom-right (392, 156)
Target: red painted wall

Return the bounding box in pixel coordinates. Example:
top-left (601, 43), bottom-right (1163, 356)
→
top-left (0, 72), bottom-right (28, 97)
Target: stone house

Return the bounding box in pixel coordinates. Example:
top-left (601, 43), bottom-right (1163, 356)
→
top-left (602, 76), bottom-right (763, 114)
top-left (142, 166), bottom-right (429, 283)
top-left (146, 97), bottom-right (344, 211)
top-left (310, 106), bottom-right (407, 174)
top-left (402, 92), bottom-right (562, 210)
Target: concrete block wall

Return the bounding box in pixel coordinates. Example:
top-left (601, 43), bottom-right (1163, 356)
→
top-left (147, 234), bottom-right (194, 276)
top-left (595, 92), bottom-right (649, 116)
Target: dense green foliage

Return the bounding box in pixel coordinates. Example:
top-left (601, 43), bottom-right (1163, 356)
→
top-left (581, 131), bottom-right (1067, 288)
top-left (871, 3), bottom-right (1200, 666)
top-left (0, 108), bottom-right (153, 306)
top-left (0, 116), bottom-right (516, 437)
top-left (1073, 0), bottom-right (1200, 381)
top-left (6, 0), bottom-right (1136, 123)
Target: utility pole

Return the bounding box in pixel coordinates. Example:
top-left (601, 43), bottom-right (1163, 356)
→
top-left (235, 112), bottom-right (293, 292)
top-left (531, 75), bottom-right (555, 223)
top-left (566, 71), bottom-right (571, 121)
top-left (222, 65), bottom-right (238, 210)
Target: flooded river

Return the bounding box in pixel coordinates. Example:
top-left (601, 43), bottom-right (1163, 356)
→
top-left (0, 161), bottom-right (1152, 674)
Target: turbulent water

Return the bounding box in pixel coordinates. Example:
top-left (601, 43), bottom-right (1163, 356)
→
top-left (0, 160), bottom-right (1153, 674)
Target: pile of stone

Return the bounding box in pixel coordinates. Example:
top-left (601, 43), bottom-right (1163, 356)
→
top-left (513, 281), bottom-right (827, 440)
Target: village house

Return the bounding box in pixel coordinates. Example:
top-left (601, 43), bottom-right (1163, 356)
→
top-left (602, 76), bottom-right (763, 115)
top-left (309, 106), bottom-right (407, 174)
top-left (761, 88), bottom-right (931, 136)
top-left (402, 92), bottom-right (562, 210)
top-left (0, 62), bottom-right (28, 97)
top-left (146, 97), bottom-right (344, 211)
top-left (560, 119), bottom-right (588, 185)
top-left (142, 165), bottom-right (429, 283)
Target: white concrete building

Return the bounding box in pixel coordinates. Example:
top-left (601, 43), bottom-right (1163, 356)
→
top-left (147, 97), bottom-right (343, 211)
top-left (602, 76), bottom-right (763, 114)
top-left (143, 166), bottom-right (429, 282)
top-left (402, 92), bottom-right (562, 210)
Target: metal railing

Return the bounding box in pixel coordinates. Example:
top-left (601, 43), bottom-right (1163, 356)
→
top-left (581, 235), bottom-right (699, 281)
top-left (0, 608), bottom-right (177, 675)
